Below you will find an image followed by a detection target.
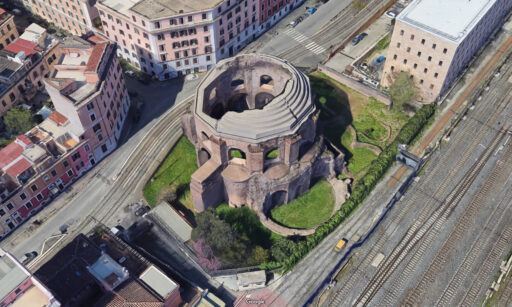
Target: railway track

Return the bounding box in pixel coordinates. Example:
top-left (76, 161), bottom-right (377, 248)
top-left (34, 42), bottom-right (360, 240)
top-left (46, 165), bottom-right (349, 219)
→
top-left (352, 128), bottom-right (506, 306)
top-left (326, 70), bottom-right (512, 306)
top-left (401, 140), bottom-right (512, 306)
top-left (29, 98), bottom-right (193, 270)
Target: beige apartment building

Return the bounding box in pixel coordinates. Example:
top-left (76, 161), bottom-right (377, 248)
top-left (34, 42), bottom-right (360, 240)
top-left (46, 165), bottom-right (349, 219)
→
top-left (381, 0), bottom-right (512, 102)
top-left (25, 0), bottom-right (99, 36)
top-left (0, 8), bottom-right (19, 49)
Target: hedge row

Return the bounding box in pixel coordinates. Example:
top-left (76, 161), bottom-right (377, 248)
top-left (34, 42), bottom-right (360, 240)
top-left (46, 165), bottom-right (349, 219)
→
top-left (261, 103), bottom-right (436, 272)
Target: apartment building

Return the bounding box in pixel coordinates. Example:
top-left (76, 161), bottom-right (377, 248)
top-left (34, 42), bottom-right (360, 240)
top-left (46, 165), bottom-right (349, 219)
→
top-left (0, 35), bottom-right (130, 238)
top-left (0, 248), bottom-right (60, 306)
top-left (0, 8), bottom-right (19, 49)
top-left (96, 0), bottom-right (301, 80)
top-left (35, 233), bottom-right (182, 306)
top-left (44, 35), bottom-right (131, 162)
top-left (0, 113), bottom-right (92, 237)
top-left (381, 0), bottom-right (512, 102)
top-left (0, 24), bottom-right (60, 117)
top-left (25, 0), bottom-right (99, 36)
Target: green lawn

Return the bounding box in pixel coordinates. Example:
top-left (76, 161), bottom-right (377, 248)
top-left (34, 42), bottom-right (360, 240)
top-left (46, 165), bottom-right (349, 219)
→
top-left (347, 147), bottom-right (378, 174)
top-left (353, 112), bottom-right (388, 141)
top-left (270, 179), bottom-right (334, 229)
top-left (143, 137), bottom-right (198, 207)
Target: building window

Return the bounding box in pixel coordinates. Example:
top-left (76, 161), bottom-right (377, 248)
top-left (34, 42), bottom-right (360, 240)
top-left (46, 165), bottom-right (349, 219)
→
top-left (51, 170), bottom-right (57, 177)
top-left (400, 30), bottom-right (404, 36)
top-left (36, 193), bottom-right (43, 201)
top-left (90, 113), bottom-right (96, 122)
top-left (410, 35), bottom-right (414, 40)
top-left (204, 25), bottom-right (208, 32)
top-left (393, 54), bottom-right (397, 60)
top-left (413, 63), bottom-right (417, 69)
top-left (420, 79), bottom-right (424, 84)
top-left (63, 160), bottom-right (69, 168)
top-left (434, 72), bottom-right (438, 78)
top-left (72, 152), bottom-right (81, 162)
top-left (102, 144), bottom-right (108, 152)
top-left (403, 59), bottom-right (407, 64)
top-left (43, 175), bottom-right (50, 182)
top-left (397, 42), bottom-right (400, 48)
top-left (432, 43), bottom-right (436, 49)
top-left (439, 61), bottom-right (443, 66)
top-left (202, 13), bottom-right (207, 19)
top-left (406, 47), bottom-right (411, 52)
top-left (31, 184), bottom-right (37, 192)
top-left (424, 68), bottom-right (428, 73)
top-left (421, 39), bottom-right (425, 45)
top-left (20, 193), bottom-right (27, 200)
top-left (390, 66), bottom-right (394, 71)
top-left (0, 209), bottom-right (5, 217)
top-left (155, 21), bottom-right (160, 28)
top-left (6, 203), bottom-right (13, 210)
top-left (428, 56), bottom-right (432, 62)
top-left (25, 202), bottom-right (33, 210)
top-left (67, 169), bottom-right (74, 177)
top-left (417, 51), bottom-right (421, 57)
top-left (430, 84), bottom-right (434, 89)
top-left (443, 48), bottom-right (448, 54)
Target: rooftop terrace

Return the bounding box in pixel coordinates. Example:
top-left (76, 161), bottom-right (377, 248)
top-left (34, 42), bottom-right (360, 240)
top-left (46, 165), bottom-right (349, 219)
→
top-left (102, 0), bottom-right (223, 19)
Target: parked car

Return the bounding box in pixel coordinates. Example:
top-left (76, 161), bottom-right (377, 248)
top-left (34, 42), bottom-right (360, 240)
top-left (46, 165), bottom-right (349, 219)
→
top-left (307, 7), bottom-right (317, 15)
top-left (375, 56), bottom-right (386, 66)
top-left (125, 70), bottom-right (135, 77)
top-left (135, 205), bottom-right (150, 216)
top-left (333, 239), bottom-right (347, 253)
top-left (351, 33), bottom-right (368, 46)
top-left (20, 251), bottom-right (38, 265)
top-left (385, 11), bottom-right (397, 18)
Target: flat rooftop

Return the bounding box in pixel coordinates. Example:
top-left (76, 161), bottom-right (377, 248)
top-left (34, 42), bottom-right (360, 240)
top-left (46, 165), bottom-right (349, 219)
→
top-left (398, 0), bottom-right (497, 43)
top-left (103, 0), bottom-right (223, 19)
top-left (0, 250), bottom-right (29, 301)
top-left (139, 265), bottom-right (178, 299)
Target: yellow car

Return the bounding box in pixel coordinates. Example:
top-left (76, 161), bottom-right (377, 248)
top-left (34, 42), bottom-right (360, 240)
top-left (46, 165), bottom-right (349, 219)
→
top-left (334, 239), bottom-right (347, 252)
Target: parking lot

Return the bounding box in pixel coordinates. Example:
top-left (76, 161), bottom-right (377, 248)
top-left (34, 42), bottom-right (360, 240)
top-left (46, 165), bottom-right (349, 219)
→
top-left (324, 1), bottom-right (408, 85)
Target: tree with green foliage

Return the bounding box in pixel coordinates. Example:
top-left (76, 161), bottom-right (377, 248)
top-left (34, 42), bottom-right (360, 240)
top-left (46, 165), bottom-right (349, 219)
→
top-left (389, 72), bottom-right (416, 111)
top-left (216, 205), bottom-right (272, 248)
top-left (249, 246), bottom-right (270, 265)
top-left (271, 238), bottom-right (297, 263)
top-left (0, 137), bottom-right (13, 149)
top-left (192, 208), bottom-right (235, 253)
top-left (4, 106), bottom-right (36, 135)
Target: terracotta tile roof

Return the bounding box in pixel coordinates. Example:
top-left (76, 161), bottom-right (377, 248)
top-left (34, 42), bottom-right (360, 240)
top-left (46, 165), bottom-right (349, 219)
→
top-left (87, 34), bottom-right (108, 44)
top-left (48, 110), bottom-right (68, 126)
top-left (94, 279), bottom-right (164, 307)
top-left (16, 134), bottom-right (32, 146)
top-left (86, 43), bottom-right (107, 72)
top-left (0, 8), bottom-right (5, 15)
top-left (0, 142), bottom-right (23, 169)
top-left (5, 158), bottom-right (31, 178)
top-left (5, 38), bottom-right (41, 56)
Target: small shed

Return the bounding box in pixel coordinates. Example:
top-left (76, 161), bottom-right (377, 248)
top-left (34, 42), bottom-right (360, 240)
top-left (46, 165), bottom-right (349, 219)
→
top-left (148, 202), bottom-right (193, 242)
top-left (236, 270), bottom-right (267, 291)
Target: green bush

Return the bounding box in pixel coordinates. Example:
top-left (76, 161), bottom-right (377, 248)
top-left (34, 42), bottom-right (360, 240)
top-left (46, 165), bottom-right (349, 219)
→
top-left (263, 103), bottom-right (436, 272)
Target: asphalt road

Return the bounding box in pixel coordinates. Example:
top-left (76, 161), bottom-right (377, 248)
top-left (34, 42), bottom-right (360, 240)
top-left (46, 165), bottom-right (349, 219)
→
top-left (0, 76), bottom-right (200, 262)
top-left (324, 54), bottom-right (512, 307)
top-left (243, 0), bottom-right (393, 68)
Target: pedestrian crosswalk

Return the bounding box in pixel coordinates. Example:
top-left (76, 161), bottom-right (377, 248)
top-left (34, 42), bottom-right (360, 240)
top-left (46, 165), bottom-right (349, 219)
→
top-left (283, 28), bottom-right (326, 55)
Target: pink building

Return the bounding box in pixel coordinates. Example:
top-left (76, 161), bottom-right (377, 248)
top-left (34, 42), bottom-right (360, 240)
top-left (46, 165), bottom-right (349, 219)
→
top-left (44, 35), bottom-right (131, 163)
top-left (0, 35), bottom-right (130, 238)
top-left (96, 0), bottom-right (303, 79)
top-left (0, 111), bottom-right (92, 237)
top-left (23, 0), bottom-right (99, 36)
top-left (0, 248), bottom-right (60, 306)
top-left (381, 0), bottom-right (512, 102)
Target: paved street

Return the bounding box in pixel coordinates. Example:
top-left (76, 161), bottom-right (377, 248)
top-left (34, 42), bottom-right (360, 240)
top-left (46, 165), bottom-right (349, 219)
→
top-left (243, 0), bottom-right (393, 68)
top-left (0, 76), bottom-right (200, 261)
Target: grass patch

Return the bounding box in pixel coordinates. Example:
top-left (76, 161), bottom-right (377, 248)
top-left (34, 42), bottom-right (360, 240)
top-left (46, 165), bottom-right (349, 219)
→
top-left (266, 148), bottom-right (279, 159)
top-left (352, 0), bottom-right (370, 10)
top-left (347, 147), bottom-right (377, 174)
top-left (143, 137), bottom-right (198, 207)
top-left (229, 148), bottom-right (245, 159)
top-left (375, 34), bottom-right (391, 51)
top-left (353, 112), bottom-right (388, 141)
top-left (270, 179), bottom-right (334, 229)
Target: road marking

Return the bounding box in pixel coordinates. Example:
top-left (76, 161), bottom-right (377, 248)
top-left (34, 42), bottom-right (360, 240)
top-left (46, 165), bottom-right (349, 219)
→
top-left (283, 28), bottom-right (326, 55)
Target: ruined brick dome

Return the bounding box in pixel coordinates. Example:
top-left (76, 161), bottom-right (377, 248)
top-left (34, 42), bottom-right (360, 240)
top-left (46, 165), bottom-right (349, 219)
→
top-left (194, 53), bottom-right (315, 142)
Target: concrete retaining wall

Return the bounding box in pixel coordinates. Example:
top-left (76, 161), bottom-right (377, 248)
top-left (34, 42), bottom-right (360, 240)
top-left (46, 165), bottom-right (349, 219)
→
top-left (317, 64), bottom-right (391, 106)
